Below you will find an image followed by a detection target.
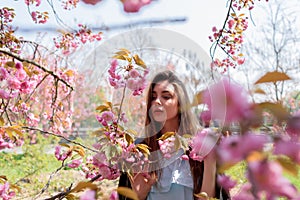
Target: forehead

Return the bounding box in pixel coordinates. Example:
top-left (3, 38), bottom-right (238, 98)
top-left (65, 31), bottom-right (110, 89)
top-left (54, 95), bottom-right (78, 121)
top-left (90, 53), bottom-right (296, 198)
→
top-left (153, 80), bottom-right (175, 93)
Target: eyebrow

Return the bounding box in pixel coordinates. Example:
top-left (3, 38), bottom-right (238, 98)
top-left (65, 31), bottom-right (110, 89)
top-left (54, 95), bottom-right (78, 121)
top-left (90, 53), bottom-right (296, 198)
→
top-left (152, 90), bottom-right (173, 95)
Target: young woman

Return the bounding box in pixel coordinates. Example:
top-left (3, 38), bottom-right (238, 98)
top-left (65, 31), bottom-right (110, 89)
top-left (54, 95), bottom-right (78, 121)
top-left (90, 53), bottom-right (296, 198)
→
top-left (118, 70), bottom-right (229, 200)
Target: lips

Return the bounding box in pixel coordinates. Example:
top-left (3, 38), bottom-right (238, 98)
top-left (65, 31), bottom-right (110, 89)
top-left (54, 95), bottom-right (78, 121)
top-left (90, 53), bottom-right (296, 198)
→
top-left (153, 107), bottom-right (164, 113)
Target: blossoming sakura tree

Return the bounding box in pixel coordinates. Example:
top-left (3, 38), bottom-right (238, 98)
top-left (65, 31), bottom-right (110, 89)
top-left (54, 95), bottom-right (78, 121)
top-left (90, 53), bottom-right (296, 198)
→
top-left (1, 0), bottom-right (300, 199)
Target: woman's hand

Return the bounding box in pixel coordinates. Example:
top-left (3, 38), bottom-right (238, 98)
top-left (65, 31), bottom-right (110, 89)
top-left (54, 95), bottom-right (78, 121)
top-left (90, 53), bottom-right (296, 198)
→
top-left (129, 173), bottom-right (157, 200)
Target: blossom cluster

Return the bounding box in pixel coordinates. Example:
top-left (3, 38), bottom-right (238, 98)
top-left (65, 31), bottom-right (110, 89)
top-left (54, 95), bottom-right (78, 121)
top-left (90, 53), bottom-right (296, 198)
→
top-left (0, 57), bottom-right (78, 148)
top-left (53, 24), bottom-right (102, 55)
top-left (80, 153), bottom-right (120, 181)
top-left (209, 0), bottom-right (268, 71)
top-left (108, 50), bottom-right (149, 96)
top-left (0, 62), bottom-right (35, 100)
top-left (54, 144), bottom-right (84, 169)
top-left (93, 102), bottom-right (150, 174)
top-left (158, 136), bottom-right (176, 159)
top-left (30, 11), bottom-right (48, 24)
top-left (0, 7), bottom-right (20, 53)
top-left (203, 77), bottom-right (252, 124)
top-left (0, 182), bottom-right (16, 200)
top-left (189, 128), bottom-right (220, 162)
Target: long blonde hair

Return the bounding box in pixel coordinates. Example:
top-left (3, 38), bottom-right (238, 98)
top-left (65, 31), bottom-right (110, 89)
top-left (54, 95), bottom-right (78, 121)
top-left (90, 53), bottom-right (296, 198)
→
top-left (144, 70), bottom-right (198, 152)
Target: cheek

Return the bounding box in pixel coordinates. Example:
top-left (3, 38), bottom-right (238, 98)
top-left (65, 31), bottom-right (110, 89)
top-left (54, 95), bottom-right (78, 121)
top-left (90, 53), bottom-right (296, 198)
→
top-left (166, 103), bottom-right (179, 117)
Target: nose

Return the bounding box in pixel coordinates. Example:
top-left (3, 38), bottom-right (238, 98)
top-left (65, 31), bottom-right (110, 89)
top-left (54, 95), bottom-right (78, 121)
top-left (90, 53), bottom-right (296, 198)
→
top-left (153, 97), bottom-right (162, 105)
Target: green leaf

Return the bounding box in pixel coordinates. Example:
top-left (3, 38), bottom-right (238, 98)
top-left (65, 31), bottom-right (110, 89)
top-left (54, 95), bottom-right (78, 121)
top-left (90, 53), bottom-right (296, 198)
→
top-left (117, 187), bottom-right (139, 200)
top-left (254, 71), bottom-right (291, 84)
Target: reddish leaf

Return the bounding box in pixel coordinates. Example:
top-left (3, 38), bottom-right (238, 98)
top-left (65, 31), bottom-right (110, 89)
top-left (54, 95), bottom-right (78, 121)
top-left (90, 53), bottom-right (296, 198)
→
top-left (254, 71), bottom-right (291, 84)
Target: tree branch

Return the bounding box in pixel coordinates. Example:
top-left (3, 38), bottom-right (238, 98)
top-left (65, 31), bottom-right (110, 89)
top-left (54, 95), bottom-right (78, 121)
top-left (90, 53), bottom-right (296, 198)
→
top-left (0, 48), bottom-right (73, 90)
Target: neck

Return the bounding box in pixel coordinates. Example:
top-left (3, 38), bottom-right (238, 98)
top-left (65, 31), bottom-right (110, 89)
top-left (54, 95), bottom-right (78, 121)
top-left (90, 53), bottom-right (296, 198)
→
top-left (161, 116), bottom-right (179, 134)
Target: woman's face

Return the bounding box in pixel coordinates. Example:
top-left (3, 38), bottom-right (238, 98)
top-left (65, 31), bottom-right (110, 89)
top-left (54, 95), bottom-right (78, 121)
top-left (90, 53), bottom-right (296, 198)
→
top-left (150, 80), bottom-right (179, 123)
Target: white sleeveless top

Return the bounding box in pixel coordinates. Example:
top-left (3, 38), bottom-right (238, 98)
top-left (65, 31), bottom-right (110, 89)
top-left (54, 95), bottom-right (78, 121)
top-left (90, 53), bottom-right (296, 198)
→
top-left (147, 149), bottom-right (194, 200)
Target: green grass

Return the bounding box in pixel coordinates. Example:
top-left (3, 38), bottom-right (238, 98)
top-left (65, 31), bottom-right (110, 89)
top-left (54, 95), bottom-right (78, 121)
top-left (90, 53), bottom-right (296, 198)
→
top-left (0, 133), bottom-right (96, 199)
top-left (224, 161), bottom-right (300, 198)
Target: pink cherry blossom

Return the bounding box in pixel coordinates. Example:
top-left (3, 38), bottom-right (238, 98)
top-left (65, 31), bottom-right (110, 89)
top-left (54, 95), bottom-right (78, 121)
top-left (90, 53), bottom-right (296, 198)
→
top-left (122, 0), bottom-right (152, 13)
top-left (101, 111), bottom-right (114, 122)
top-left (203, 77), bottom-right (251, 124)
top-left (248, 160), bottom-right (299, 199)
top-left (0, 182), bottom-right (16, 200)
top-left (20, 81), bottom-right (30, 93)
top-left (0, 89), bottom-right (11, 100)
top-left (109, 190), bottom-right (118, 200)
top-left (158, 136), bottom-right (176, 158)
top-left (81, 0), bottom-right (101, 5)
top-left (189, 128), bottom-right (219, 162)
top-left (217, 174), bottom-right (237, 191)
top-left (0, 134), bottom-right (14, 150)
top-left (273, 140), bottom-right (300, 164)
top-left (199, 110), bottom-right (211, 127)
top-left (232, 183), bottom-right (255, 200)
top-left (7, 78), bottom-right (21, 90)
top-left (126, 78), bottom-right (138, 90)
top-left (228, 19), bottom-right (235, 29)
top-left (54, 146), bottom-right (70, 161)
top-left (16, 68), bottom-right (27, 81)
top-left (286, 111), bottom-right (300, 140)
top-left (0, 67), bottom-right (8, 80)
top-left (217, 133), bottom-right (269, 164)
top-left (80, 190), bottom-right (96, 200)
top-left (129, 69), bottom-right (140, 78)
top-left (68, 159), bottom-right (82, 168)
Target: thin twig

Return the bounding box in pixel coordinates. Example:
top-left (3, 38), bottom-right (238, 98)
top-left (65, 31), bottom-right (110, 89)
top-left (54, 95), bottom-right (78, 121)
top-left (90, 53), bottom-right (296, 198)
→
top-left (209, 0), bottom-right (234, 60)
top-left (34, 161), bottom-right (66, 200)
top-left (22, 126), bottom-right (99, 153)
top-left (116, 85), bottom-right (127, 125)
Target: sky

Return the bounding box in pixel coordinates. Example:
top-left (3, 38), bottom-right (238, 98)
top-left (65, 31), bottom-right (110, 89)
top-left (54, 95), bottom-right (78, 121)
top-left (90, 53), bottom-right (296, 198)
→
top-left (2, 0), bottom-right (272, 55)
top-left (2, 0), bottom-right (300, 86)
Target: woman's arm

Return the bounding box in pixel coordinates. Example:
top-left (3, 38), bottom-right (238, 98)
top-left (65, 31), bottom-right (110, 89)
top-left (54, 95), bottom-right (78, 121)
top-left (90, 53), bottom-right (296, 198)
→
top-left (129, 173), bottom-right (157, 200)
top-left (201, 150), bottom-right (216, 197)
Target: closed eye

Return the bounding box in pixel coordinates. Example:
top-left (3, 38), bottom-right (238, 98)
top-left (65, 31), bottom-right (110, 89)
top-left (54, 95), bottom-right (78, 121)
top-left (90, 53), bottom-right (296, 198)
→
top-left (162, 95), bottom-right (172, 99)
